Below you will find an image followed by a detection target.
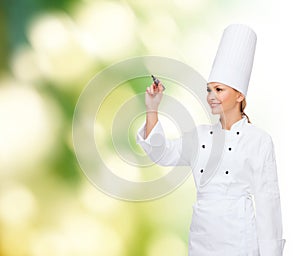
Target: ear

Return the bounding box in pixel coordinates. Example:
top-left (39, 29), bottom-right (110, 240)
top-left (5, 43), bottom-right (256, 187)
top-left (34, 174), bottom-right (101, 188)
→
top-left (236, 92), bottom-right (245, 103)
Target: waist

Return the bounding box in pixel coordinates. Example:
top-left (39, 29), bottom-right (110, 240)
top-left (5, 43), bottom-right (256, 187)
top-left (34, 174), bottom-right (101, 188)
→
top-left (197, 192), bottom-right (253, 201)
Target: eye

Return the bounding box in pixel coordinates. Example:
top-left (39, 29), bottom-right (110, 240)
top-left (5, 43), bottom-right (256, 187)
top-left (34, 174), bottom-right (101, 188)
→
top-left (216, 87), bottom-right (222, 92)
top-left (207, 88), bottom-right (211, 92)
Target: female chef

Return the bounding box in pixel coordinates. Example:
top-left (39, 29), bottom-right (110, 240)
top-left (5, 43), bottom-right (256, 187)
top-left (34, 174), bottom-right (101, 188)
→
top-left (136, 24), bottom-right (286, 255)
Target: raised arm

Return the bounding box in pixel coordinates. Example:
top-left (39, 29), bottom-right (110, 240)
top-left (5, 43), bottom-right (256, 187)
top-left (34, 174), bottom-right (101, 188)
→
top-left (144, 81), bottom-right (164, 138)
top-left (136, 81), bottom-right (193, 166)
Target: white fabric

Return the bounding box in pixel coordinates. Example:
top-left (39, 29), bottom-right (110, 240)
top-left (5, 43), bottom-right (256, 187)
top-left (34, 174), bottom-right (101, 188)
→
top-left (208, 24), bottom-right (257, 96)
top-left (136, 117), bottom-right (286, 255)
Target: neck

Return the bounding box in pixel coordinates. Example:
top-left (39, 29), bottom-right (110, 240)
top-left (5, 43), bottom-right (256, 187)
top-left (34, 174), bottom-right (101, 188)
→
top-left (220, 112), bottom-right (243, 130)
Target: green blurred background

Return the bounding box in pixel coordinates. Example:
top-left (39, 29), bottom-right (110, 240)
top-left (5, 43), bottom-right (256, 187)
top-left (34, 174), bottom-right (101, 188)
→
top-left (0, 0), bottom-right (282, 255)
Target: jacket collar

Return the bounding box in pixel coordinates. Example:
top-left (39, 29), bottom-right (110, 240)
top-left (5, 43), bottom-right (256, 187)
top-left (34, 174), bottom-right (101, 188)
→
top-left (215, 116), bottom-right (248, 132)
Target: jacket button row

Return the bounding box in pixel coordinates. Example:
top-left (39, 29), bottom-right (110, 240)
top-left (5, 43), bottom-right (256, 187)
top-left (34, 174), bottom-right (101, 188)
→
top-left (200, 169), bottom-right (229, 174)
top-left (228, 147), bottom-right (232, 151)
top-left (210, 131), bottom-right (238, 135)
top-left (202, 145), bottom-right (205, 148)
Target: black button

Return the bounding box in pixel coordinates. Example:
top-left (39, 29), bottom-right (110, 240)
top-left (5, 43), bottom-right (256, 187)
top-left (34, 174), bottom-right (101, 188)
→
top-left (228, 147), bottom-right (232, 151)
top-left (202, 145), bottom-right (205, 149)
top-left (236, 132), bottom-right (240, 135)
top-left (210, 131), bottom-right (213, 134)
top-left (200, 169), bottom-right (204, 173)
top-left (225, 171), bottom-right (229, 174)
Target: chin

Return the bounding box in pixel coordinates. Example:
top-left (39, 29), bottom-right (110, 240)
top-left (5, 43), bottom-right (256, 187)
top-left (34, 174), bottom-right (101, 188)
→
top-left (211, 109), bottom-right (221, 115)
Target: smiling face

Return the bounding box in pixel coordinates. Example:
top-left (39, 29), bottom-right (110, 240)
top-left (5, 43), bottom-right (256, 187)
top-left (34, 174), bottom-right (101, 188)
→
top-left (206, 82), bottom-right (245, 116)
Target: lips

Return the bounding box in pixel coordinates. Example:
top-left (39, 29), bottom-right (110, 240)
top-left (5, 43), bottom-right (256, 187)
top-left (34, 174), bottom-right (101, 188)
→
top-left (210, 103), bottom-right (221, 108)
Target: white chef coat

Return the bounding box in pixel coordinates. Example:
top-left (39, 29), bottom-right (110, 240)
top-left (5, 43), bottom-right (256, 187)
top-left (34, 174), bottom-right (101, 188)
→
top-left (136, 116), bottom-right (286, 256)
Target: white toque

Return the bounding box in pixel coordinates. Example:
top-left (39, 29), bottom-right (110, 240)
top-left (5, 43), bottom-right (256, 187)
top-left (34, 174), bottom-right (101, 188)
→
top-left (208, 24), bottom-right (257, 96)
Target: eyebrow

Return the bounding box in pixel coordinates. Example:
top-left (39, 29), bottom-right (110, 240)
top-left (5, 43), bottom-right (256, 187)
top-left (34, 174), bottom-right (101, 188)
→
top-left (207, 84), bottom-right (223, 89)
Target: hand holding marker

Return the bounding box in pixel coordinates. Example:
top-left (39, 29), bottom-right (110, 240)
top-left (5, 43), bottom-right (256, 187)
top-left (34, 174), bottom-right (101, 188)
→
top-left (151, 75), bottom-right (166, 91)
top-left (145, 75), bottom-right (165, 112)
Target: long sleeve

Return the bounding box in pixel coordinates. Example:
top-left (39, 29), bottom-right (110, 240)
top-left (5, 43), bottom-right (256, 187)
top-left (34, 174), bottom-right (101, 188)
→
top-left (254, 135), bottom-right (286, 256)
top-left (136, 120), bottom-right (193, 166)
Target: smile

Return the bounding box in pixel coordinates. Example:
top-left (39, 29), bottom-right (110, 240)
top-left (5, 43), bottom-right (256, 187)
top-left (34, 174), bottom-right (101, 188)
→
top-left (210, 103), bottom-right (221, 108)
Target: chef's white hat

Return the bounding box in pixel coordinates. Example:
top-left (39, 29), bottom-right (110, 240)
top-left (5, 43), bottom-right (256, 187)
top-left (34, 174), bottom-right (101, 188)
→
top-left (207, 24), bottom-right (257, 96)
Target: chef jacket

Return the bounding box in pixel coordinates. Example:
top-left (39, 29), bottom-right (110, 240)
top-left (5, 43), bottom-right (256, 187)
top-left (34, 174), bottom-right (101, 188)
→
top-left (136, 116), bottom-right (286, 256)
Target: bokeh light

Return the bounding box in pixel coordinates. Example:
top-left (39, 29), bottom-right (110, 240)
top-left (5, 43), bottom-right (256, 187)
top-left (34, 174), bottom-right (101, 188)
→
top-left (27, 12), bottom-right (95, 85)
top-left (73, 1), bottom-right (137, 60)
top-left (0, 79), bottom-right (62, 175)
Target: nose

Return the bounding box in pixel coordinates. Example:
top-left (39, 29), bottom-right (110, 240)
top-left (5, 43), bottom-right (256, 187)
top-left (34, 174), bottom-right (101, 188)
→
top-left (207, 90), bottom-right (216, 101)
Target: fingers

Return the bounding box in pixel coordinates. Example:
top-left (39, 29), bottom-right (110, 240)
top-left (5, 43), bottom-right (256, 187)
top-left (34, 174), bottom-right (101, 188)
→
top-left (146, 84), bottom-right (154, 95)
top-left (158, 82), bottom-right (165, 93)
top-left (146, 83), bottom-right (162, 95)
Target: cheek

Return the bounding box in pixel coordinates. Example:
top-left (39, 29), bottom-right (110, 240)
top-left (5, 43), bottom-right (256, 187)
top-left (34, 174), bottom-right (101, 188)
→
top-left (219, 90), bottom-right (234, 103)
top-left (217, 93), bottom-right (225, 102)
top-left (220, 93), bottom-right (236, 107)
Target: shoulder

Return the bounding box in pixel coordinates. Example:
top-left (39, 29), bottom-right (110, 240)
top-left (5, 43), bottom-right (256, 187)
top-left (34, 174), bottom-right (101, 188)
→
top-left (244, 122), bottom-right (267, 136)
top-left (245, 123), bottom-right (273, 146)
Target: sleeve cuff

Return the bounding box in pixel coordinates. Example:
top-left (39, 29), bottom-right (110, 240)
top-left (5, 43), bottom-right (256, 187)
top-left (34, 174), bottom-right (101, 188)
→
top-left (258, 239), bottom-right (286, 256)
top-left (136, 120), bottom-right (165, 153)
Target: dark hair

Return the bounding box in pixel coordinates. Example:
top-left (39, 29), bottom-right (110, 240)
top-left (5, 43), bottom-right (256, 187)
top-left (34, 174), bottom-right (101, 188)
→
top-left (241, 99), bottom-right (251, 123)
